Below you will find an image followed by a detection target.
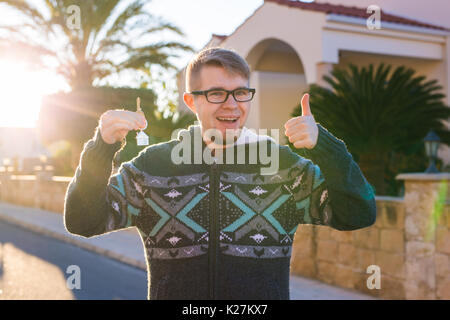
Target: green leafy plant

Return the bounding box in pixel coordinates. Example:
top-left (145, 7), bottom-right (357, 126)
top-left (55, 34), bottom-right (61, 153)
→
top-left (290, 63), bottom-right (450, 195)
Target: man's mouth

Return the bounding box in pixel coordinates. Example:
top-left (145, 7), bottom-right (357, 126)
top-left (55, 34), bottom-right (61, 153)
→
top-left (216, 116), bottom-right (239, 123)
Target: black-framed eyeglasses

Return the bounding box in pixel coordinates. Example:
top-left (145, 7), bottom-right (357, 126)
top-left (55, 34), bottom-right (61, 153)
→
top-left (190, 87), bottom-right (255, 104)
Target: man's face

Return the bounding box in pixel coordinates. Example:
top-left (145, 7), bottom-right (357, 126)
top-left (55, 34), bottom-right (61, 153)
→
top-left (184, 65), bottom-right (251, 143)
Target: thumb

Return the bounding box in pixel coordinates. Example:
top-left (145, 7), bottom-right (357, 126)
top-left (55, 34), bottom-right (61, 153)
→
top-left (301, 93), bottom-right (312, 116)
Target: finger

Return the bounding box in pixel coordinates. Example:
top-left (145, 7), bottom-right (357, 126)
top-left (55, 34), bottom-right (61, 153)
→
top-left (285, 122), bottom-right (308, 136)
top-left (134, 111), bottom-right (147, 125)
top-left (301, 93), bottom-right (312, 116)
top-left (118, 126), bottom-right (133, 135)
top-left (122, 110), bottom-right (147, 127)
top-left (106, 117), bottom-right (140, 131)
top-left (140, 118), bottom-right (148, 130)
top-left (293, 138), bottom-right (310, 149)
top-left (115, 129), bottom-right (129, 140)
top-left (108, 110), bottom-right (145, 126)
top-left (130, 110), bottom-right (147, 127)
top-left (285, 115), bottom-right (311, 129)
top-left (104, 122), bottom-right (135, 138)
top-left (117, 129), bottom-right (129, 136)
top-left (287, 132), bottom-right (308, 144)
top-left (284, 116), bottom-right (301, 129)
top-left (108, 111), bottom-right (144, 129)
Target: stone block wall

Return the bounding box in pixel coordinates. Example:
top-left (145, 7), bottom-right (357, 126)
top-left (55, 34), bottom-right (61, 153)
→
top-left (436, 205), bottom-right (450, 299)
top-left (291, 173), bottom-right (450, 300)
top-left (0, 174), bottom-right (70, 213)
top-left (291, 198), bottom-right (407, 299)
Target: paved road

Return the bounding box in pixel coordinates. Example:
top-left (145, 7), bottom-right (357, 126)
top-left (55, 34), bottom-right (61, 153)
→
top-left (0, 216), bottom-right (376, 300)
top-left (0, 220), bottom-right (148, 300)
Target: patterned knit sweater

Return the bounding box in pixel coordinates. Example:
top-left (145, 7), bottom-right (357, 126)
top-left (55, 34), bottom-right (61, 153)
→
top-left (64, 124), bottom-right (376, 300)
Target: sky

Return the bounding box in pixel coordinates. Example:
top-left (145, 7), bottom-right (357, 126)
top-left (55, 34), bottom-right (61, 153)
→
top-left (145, 0), bottom-right (265, 69)
top-left (0, 0), bottom-right (266, 128)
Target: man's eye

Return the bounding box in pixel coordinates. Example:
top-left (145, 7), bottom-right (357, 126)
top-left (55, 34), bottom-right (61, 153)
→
top-left (209, 91), bottom-right (225, 97)
top-left (235, 89), bottom-right (249, 96)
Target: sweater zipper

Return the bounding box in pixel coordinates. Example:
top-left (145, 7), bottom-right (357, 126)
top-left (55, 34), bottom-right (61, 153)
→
top-left (209, 161), bottom-right (219, 300)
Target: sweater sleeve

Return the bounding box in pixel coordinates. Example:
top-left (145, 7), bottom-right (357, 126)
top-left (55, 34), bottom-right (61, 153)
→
top-left (294, 124), bottom-right (377, 231)
top-left (64, 127), bottom-right (144, 238)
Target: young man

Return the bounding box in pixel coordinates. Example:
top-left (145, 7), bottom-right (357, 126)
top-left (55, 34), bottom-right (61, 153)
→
top-left (64, 47), bottom-right (376, 300)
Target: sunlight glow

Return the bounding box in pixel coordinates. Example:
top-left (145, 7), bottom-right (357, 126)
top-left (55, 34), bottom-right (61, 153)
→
top-left (0, 60), bottom-right (68, 128)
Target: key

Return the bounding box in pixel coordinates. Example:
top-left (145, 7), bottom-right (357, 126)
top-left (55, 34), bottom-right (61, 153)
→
top-left (136, 97), bottom-right (149, 146)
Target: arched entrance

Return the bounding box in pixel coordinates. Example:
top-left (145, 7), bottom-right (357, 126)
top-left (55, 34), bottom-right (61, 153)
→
top-left (245, 38), bottom-right (307, 143)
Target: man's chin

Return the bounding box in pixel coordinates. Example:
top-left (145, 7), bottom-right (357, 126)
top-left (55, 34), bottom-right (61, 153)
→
top-left (222, 127), bottom-right (244, 144)
top-left (203, 127), bottom-right (244, 147)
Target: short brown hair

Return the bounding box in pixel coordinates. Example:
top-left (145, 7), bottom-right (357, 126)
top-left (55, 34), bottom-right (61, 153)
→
top-left (185, 47), bottom-right (250, 92)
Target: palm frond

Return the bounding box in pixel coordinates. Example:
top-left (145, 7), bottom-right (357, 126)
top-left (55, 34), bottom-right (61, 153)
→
top-left (0, 0), bottom-right (193, 90)
top-left (293, 63), bottom-right (450, 154)
top-left (103, 0), bottom-right (147, 40)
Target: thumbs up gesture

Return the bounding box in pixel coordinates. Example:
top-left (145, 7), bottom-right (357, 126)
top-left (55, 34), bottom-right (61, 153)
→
top-left (284, 93), bottom-right (319, 149)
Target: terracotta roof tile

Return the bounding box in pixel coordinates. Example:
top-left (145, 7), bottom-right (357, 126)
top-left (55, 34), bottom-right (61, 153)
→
top-left (212, 34), bottom-right (228, 40)
top-left (266, 0), bottom-right (449, 31)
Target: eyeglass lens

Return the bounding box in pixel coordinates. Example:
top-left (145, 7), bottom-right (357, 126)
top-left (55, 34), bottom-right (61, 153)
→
top-left (206, 89), bottom-right (253, 103)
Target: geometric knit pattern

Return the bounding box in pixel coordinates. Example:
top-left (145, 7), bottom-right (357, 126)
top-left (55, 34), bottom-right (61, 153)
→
top-left (105, 157), bottom-right (332, 260)
top-left (64, 122), bottom-right (377, 300)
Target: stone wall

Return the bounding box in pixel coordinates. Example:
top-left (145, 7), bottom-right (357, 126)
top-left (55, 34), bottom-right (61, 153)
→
top-left (291, 173), bottom-right (450, 300)
top-left (436, 204), bottom-right (450, 299)
top-left (400, 174), bottom-right (450, 300)
top-left (291, 197), bottom-right (407, 299)
top-left (0, 172), bottom-right (449, 299)
top-left (0, 174), bottom-right (70, 214)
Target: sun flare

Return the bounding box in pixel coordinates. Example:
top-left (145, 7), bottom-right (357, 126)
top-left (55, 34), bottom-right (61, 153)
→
top-left (0, 60), bottom-right (67, 128)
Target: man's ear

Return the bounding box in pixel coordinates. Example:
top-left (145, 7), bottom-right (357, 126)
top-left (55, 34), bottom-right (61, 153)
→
top-left (183, 92), bottom-right (196, 113)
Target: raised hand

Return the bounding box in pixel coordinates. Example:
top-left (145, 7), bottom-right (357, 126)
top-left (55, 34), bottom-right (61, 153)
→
top-left (284, 93), bottom-right (319, 149)
top-left (99, 108), bottom-right (147, 145)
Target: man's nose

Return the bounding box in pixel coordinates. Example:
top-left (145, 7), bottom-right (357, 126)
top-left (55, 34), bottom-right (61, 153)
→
top-left (222, 93), bottom-right (238, 108)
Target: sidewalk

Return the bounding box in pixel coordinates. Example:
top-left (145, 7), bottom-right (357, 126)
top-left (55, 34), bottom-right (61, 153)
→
top-left (0, 201), bottom-right (377, 300)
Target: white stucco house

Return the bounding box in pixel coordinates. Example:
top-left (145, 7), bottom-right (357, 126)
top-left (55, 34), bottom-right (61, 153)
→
top-left (177, 0), bottom-right (450, 165)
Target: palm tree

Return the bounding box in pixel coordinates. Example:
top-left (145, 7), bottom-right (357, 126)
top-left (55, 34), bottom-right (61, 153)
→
top-left (0, 0), bottom-right (195, 172)
top-left (0, 0), bottom-right (193, 89)
top-left (291, 63), bottom-right (450, 195)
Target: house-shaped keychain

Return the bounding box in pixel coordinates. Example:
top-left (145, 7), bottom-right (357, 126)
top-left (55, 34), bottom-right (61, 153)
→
top-left (136, 97), bottom-right (149, 146)
top-left (136, 130), bottom-right (149, 146)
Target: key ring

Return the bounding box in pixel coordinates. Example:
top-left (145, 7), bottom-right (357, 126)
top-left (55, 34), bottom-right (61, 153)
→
top-left (136, 97), bottom-right (149, 146)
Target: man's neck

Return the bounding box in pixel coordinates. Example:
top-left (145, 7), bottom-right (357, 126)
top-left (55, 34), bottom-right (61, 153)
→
top-left (201, 128), bottom-right (244, 152)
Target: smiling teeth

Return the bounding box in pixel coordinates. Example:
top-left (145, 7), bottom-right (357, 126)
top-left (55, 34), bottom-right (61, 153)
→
top-left (217, 117), bottom-right (237, 121)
